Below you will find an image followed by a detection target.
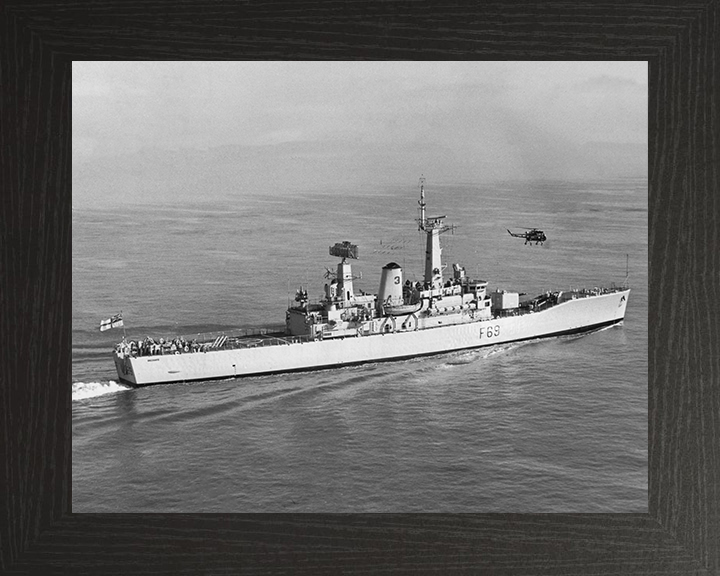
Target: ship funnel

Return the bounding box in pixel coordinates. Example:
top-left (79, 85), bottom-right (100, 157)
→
top-left (377, 262), bottom-right (404, 309)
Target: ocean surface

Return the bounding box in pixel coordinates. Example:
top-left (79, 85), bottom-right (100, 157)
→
top-left (72, 178), bottom-right (648, 512)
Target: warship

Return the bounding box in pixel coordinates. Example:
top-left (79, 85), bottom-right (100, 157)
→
top-left (112, 179), bottom-right (630, 386)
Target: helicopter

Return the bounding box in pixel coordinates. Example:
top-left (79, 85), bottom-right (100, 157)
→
top-left (507, 228), bottom-right (547, 245)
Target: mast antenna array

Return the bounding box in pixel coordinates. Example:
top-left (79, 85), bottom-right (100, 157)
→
top-left (417, 176), bottom-right (454, 235)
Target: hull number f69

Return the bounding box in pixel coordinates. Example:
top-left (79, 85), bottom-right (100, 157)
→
top-left (480, 325), bottom-right (500, 339)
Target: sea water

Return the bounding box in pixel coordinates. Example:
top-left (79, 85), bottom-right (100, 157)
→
top-left (72, 178), bottom-right (647, 512)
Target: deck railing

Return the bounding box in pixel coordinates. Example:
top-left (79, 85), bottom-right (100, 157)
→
top-left (121, 327), bottom-right (317, 358)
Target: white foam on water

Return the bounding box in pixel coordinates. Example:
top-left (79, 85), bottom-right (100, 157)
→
top-left (440, 342), bottom-right (523, 367)
top-left (72, 380), bottom-right (131, 401)
top-left (481, 341), bottom-right (523, 357)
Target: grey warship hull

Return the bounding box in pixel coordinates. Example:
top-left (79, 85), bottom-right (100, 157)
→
top-left (114, 288), bottom-right (629, 386)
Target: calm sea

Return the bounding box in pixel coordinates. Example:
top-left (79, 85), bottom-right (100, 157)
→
top-left (72, 178), bottom-right (647, 512)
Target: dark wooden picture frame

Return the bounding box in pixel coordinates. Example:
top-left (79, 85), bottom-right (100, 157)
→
top-left (2, 2), bottom-right (717, 574)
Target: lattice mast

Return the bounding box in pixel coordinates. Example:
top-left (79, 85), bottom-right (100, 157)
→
top-left (416, 177), bottom-right (454, 289)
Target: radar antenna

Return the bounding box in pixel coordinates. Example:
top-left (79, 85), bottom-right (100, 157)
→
top-left (417, 177), bottom-right (454, 235)
top-left (328, 241), bottom-right (362, 303)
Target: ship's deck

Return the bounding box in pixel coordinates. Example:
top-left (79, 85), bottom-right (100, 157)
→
top-left (117, 330), bottom-right (318, 359)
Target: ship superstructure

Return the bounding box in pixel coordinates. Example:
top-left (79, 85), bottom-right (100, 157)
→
top-left (112, 180), bottom-right (630, 386)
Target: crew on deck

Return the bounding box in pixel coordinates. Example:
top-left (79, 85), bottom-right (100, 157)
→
top-left (118, 336), bottom-right (204, 357)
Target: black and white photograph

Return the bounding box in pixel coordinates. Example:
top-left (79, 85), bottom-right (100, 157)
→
top-left (72, 61), bottom-right (647, 513)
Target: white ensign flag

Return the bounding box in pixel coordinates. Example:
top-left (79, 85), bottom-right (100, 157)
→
top-left (100, 313), bottom-right (124, 332)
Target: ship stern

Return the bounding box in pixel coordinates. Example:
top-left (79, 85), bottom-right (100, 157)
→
top-left (113, 352), bottom-right (138, 386)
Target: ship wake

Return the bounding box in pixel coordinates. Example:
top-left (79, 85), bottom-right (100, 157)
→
top-left (442, 342), bottom-right (523, 367)
top-left (558, 321), bottom-right (623, 343)
top-left (72, 380), bottom-right (132, 402)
